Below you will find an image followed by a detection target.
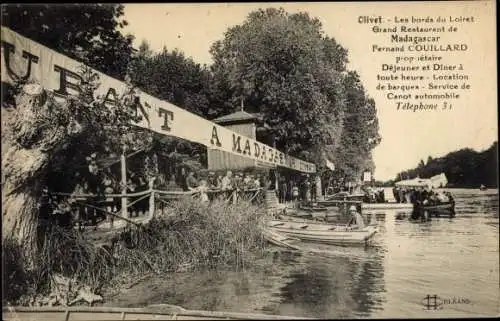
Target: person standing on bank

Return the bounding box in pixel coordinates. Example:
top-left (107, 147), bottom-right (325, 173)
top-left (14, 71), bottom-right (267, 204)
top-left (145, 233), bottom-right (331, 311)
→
top-left (304, 176), bottom-right (312, 203)
top-left (291, 183), bottom-right (299, 208)
top-left (310, 177), bottom-right (317, 203)
top-left (279, 176), bottom-right (287, 204)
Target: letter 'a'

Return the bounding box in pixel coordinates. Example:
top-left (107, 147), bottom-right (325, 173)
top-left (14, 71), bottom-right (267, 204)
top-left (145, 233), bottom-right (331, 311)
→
top-left (210, 126), bottom-right (222, 147)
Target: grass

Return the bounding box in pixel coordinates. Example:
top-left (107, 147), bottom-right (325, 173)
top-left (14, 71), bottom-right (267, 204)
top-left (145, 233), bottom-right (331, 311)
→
top-left (2, 197), bottom-right (269, 306)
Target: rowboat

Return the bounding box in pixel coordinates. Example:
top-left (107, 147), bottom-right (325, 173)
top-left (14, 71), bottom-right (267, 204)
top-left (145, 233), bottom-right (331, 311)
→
top-left (317, 199), bottom-right (361, 209)
top-left (325, 192), bottom-right (365, 202)
top-left (285, 207), bottom-right (342, 220)
top-left (298, 205), bottom-right (328, 213)
top-left (262, 228), bottom-right (301, 250)
top-left (2, 305), bottom-right (311, 320)
top-left (266, 220), bottom-right (377, 246)
top-left (361, 202), bottom-right (414, 211)
top-left (423, 202), bottom-right (455, 212)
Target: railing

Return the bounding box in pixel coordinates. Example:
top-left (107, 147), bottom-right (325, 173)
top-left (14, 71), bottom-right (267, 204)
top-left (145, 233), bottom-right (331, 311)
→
top-left (50, 186), bottom-right (265, 231)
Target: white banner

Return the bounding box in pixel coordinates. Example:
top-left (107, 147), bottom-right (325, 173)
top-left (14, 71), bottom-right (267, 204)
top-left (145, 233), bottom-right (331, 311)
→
top-left (1, 27), bottom-right (316, 173)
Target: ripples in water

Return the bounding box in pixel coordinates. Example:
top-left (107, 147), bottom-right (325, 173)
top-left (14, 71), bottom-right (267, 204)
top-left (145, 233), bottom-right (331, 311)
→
top-left (105, 188), bottom-right (499, 318)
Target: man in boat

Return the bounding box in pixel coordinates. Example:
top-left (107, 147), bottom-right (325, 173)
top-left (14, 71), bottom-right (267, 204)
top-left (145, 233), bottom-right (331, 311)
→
top-left (347, 205), bottom-right (365, 229)
top-left (393, 186), bottom-right (400, 203)
top-left (399, 187), bottom-right (406, 203)
top-left (411, 200), bottom-right (429, 221)
top-left (437, 191), bottom-right (449, 203)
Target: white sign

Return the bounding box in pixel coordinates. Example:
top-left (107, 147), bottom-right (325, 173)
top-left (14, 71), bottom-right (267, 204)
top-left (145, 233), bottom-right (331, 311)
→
top-left (1, 27), bottom-right (316, 173)
top-left (363, 171), bottom-right (372, 182)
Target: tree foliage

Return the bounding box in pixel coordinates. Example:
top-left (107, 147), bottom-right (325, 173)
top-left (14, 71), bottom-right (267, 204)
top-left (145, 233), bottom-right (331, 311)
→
top-left (333, 71), bottom-right (381, 180)
top-left (209, 8), bottom-right (346, 156)
top-left (127, 41), bottom-right (210, 170)
top-left (44, 68), bottom-right (156, 195)
top-left (1, 4), bottom-right (135, 80)
top-left (128, 42), bottom-right (211, 118)
top-left (394, 142), bottom-right (498, 188)
top-left (209, 8), bottom-right (380, 181)
top-left (2, 4), bottom-right (382, 189)
top-left (1, 66), bottom-right (150, 271)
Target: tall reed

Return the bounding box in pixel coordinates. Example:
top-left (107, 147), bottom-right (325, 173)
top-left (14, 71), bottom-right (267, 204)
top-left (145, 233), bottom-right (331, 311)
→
top-left (3, 197), bottom-right (269, 305)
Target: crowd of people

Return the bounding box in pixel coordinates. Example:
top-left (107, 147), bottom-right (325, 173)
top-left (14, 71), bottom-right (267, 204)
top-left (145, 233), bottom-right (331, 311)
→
top-left (184, 170), bottom-right (323, 205)
top-left (362, 186), bottom-right (386, 203)
top-left (276, 174), bottom-right (321, 205)
top-left (182, 170), bottom-right (272, 203)
top-left (392, 186), bottom-right (454, 205)
top-left (185, 170), bottom-right (266, 192)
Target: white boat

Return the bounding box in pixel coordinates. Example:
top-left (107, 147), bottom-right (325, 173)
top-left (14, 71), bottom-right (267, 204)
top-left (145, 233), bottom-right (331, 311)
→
top-left (266, 220), bottom-right (377, 246)
top-left (361, 202), bottom-right (414, 211)
top-left (262, 228), bottom-right (301, 250)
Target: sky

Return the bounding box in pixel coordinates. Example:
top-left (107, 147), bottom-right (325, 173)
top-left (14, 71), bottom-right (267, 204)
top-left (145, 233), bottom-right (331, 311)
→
top-left (122, 2), bottom-right (497, 181)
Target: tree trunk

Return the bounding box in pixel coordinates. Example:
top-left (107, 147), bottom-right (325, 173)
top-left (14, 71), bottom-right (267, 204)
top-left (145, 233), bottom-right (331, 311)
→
top-left (2, 182), bottom-right (40, 270)
top-left (2, 83), bottom-right (81, 271)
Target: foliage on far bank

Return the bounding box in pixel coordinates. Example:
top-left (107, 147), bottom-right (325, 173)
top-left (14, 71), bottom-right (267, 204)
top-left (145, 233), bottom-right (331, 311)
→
top-left (2, 197), bottom-right (267, 306)
top-left (394, 141), bottom-right (498, 188)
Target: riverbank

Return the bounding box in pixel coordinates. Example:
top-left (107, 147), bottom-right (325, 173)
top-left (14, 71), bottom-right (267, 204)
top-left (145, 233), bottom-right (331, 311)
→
top-left (2, 197), bottom-right (269, 307)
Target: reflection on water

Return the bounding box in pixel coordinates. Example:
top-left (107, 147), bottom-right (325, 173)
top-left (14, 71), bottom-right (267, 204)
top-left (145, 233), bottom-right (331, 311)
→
top-left (105, 189), bottom-right (499, 318)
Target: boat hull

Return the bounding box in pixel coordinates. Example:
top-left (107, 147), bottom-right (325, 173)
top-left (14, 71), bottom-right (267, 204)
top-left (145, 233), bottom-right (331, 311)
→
top-left (325, 194), bottom-right (365, 202)
top-left (298, 206), bottom-right (328, 212)
top-left (360, 202), bottom-right (454, 214)
top-left (361, 202), bottom-right (414, 211)
top-left (266, 220), bottom-right (377, 246)
top-left (423, 202), bottom-right (455, 212)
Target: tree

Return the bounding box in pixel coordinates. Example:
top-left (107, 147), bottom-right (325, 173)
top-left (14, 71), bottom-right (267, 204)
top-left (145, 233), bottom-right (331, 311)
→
top-left (1, 4), bottom-right (135, 80)
top-left (128, 46), bottom-right (211, 117)
top-left (209, 8), bottom-right (348, 163)
top-left (127, 43), bottom-right (212, 167)
top-left (334, 72), bottom-right (381, 181)
top-left (394, 142), bottom-right (498, 188)
top-left (1, 69), bottom-right (146, 270)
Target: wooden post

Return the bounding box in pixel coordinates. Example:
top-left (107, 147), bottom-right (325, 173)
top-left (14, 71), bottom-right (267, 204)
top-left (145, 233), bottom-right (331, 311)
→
top-left (121, 146), bottom-right (128, 220)
top-left (148, 177), bottom-right (155, 219)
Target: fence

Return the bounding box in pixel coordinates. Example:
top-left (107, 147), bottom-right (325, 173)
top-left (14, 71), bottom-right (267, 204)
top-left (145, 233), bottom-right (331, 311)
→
top-left (49, 185), bottom-right (265, 231)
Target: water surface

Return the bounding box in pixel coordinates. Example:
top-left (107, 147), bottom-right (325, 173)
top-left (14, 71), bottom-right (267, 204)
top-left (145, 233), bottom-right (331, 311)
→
top-left (106, 188), bottom-right (499, 318)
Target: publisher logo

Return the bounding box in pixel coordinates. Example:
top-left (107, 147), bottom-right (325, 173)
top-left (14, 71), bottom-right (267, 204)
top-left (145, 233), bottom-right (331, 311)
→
top-left (422, 294), bottom-right (443, 310)
top-left (421, 294), bottom-right (471, 310)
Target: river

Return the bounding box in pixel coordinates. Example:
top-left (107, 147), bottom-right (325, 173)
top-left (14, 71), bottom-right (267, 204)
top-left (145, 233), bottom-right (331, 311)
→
top-left (105, 188), bottom-right (499, 318)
